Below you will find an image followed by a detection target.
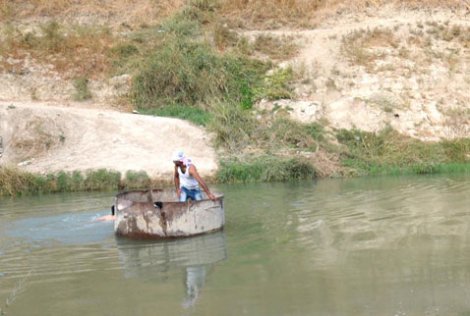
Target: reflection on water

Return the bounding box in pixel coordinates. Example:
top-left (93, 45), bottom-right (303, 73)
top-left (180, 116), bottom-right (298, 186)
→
top-left (116, 231), bottom-right (227, 308)
top-left (117, 231), bottom-right (227, 276)
top-left (1, 175), bottom-right (470, 315)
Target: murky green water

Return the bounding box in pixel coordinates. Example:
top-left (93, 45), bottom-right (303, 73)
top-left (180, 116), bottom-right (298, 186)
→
top-left (1, 175), bottom-right (470, 316)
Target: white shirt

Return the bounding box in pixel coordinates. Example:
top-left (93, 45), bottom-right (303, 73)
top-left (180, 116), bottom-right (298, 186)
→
top-left (178, 160), bottom-right (199, 190)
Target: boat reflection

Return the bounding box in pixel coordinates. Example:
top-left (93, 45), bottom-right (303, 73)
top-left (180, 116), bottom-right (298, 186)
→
top-left (115, 231), bottom-right (227, 308)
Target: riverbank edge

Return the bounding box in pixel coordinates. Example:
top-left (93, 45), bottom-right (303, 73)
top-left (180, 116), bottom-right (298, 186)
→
top-left (1, 161), bottom-right (469, 197)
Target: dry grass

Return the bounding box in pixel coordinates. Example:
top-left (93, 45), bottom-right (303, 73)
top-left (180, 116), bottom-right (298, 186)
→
top-left (309, 148), bottom-right (345, 177)
top-left (341, 20), bottom-right (469, 77)
top-left (219, 0), bottom-right (468, 29)
top-left (219, 0), bottom-right (324, 28)
top-left (2, 0), bottom-right (468, 30)
top-left (442, 108), bottom-right (470, 137)
top-left (253, 34), bottom-right (299, 60)
top-left (0, 22), bottom-right (115, 78)
top-left (341, 27), bottom-right (399, 67)
top-left (1, 0), bottom-right (185, 27)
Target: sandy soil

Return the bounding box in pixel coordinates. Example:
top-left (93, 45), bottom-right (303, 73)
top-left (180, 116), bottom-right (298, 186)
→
top-left (0, 101), bottom-right (218, 179)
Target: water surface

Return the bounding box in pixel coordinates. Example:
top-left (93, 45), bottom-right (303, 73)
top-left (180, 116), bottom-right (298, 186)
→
top-left (1, 175), bottom-right (470, 315)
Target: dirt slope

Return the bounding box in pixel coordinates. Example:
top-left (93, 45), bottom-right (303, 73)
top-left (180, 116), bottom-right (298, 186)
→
top-left (252, 7), bottom-right (469, 141)
top-left (0, 5), bottom-right (468, 178)
top-left (0, 101), bottom-right (217, 179)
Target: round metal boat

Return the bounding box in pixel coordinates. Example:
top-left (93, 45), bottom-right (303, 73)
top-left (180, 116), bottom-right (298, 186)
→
top-left (114, 189), bottom-right (224, 239)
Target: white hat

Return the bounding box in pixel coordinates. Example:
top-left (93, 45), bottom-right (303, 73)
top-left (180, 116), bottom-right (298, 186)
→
top-left (172, 150), bottom-right (185, 162)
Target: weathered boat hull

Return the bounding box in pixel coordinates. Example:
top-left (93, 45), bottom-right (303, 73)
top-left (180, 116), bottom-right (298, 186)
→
top-left (114, 189), bottom-right (224, 238)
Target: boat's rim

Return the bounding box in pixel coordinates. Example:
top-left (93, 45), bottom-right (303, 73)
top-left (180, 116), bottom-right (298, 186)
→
top-left (115, 188), bottom-right (224, 206)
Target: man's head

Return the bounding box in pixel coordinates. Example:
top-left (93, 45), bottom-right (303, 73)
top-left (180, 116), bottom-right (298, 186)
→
top-left (172, 150), bottom-right (185, 166)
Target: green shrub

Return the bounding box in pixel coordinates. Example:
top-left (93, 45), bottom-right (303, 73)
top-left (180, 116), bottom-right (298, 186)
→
top-left (131, 37), bottom-right (220, 107)
top-left (131, 38), bottom-right (266, 109)
top-left (130, 10), bottom-right (268, 110)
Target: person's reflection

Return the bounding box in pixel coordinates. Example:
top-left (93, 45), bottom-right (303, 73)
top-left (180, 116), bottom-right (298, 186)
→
top-left (116, 231), bottom-right (227, 307)
top-left (182, 265), bottom-right (207, 308)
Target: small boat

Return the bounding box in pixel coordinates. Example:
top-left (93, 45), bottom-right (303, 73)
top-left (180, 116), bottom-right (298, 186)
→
top-left (113, 189), bottom-right (224, 238)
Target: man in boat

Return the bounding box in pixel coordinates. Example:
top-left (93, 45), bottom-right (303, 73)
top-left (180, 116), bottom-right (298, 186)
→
top-left (173, 150), bottom-right (216, 201)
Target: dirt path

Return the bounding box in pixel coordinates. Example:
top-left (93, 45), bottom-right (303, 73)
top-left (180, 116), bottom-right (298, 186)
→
top-left (0, 101), bottom-right (218, 179)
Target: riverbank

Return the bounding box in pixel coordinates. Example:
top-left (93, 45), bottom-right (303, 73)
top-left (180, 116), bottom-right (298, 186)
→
top-left (2, 149), bottom-right (469, 196)
top-left (0, 1), bottom-right (469, 196)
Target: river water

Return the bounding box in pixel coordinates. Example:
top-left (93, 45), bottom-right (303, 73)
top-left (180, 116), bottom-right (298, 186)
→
top-left (0, 174), bottom-right (469, 316)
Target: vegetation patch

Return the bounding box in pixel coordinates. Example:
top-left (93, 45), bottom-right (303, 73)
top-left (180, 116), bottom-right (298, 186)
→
top-left (0, 167), bottom-right (169, 197)
top-left (72, 77), bottom-right (92, 101)
top-left (260, 67), bottom-right (295, 100)
top-left (208, 101), bottom-right (257, 151)
top-left (129, 14), bottom-right (268, 109)
top-left (0, 21), bottom-right (114, 78)
top-left (341, 27), bottom-right (399, 68)
top-left (217, 156), bottom-right (316, 183)
top-left (253, 34), bottom-right (299, 60)
top-left (264, 117), bottom-right (323, 151)
top-left (127, 6), bottom-right (278, 133)
top-left (336, 128), bottom-right (470, 176)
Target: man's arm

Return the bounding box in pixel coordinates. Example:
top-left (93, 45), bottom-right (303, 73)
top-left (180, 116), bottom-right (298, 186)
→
top-left (174, 165), bottom-right (181, 197)
top-left (189, 165), bottom-right (216, 200)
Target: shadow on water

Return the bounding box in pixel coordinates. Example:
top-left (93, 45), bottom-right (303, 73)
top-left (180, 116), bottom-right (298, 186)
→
top-left (115, 231), bottom-right (227, 308)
